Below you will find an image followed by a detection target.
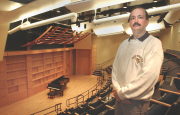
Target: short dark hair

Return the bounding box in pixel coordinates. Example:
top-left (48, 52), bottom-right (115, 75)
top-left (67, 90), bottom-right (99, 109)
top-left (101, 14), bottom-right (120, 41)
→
top-left (128, 6), bottom-right (149, 22)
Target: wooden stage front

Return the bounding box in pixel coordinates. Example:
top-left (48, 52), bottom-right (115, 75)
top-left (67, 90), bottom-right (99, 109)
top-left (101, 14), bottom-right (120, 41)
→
top-left (0, 75), bottom-right (99, 115)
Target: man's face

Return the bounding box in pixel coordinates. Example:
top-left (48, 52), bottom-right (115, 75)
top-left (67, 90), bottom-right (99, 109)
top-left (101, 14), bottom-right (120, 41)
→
top-left (129, 8), bottom-right (149, 33)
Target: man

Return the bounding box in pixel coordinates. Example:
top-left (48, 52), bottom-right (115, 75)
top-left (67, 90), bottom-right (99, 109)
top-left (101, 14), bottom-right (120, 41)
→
top-left (112, 6), bottom-right (163, 115)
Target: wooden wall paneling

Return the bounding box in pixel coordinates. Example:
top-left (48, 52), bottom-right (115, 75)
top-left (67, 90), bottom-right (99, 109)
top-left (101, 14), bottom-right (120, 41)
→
top-left (0, 57), bottom-right (8, 106)
top-left (32, 83), bottom-right (45, 95)
top-left (0, 80), bottom-right (7, 90)
top-left (76, 49), bottom-right (90, 75)
top-left (0, 72), bottom-right (6, 81)
top-left (63, 51), bottom-right (66, 76)
top-left (44, 52), bottom-right (53, 59)
top-left (75, 49), bottom-right (78, 74)
top-left (8, 90), bottom-right (28, 103)
top-left (0, 88), bottom-right (7, 98)
top-left (7, 79), bottom-right (14, 87)
top-left (27, 82), bottom-right (33, 97)
top-left (6, 69), bottom-right (27, 80)
top-left (66, 51), bottom-right (70, 77)
top-left (13, 76), bottom-right (27, 86)
top-left (0, 57), bottom-right (7, 88)
top-left (8, 86), bottom-right (18, 94)
top-left (32, 59), bottom-right (44, 68)
top-left (85, 50), bottom-right (90, 75)
top-left (18, 83), bottom-right (27, 91)
top-left (32, 72), bottom-right (44, 81)
top-left (44, 52), bottom-right (55, 83)
top-left (6, 55), bottom-right (26, 64)
top-left (31, 53), bottom-right (45, 94)
top-left (67, 50), bottom-right (73, 77)
top-left (69, 50), bottom-right (73, 76)
top-left (90, 47), bottom-right (92, 75)
top-left (54, 51), bottom-right (63, 78)
top-left (5, 48), bottom-right (74, 56)
top-left (0, 96), bottom-right (8, 107)
top-left (90, 45), bottom-right (97, 74)
top-left (5, 55), bottom-right (28, 103)
top-left (0, 49), bottom-right (74, 107)
top-left (27, 54), bottom-right (32, 82)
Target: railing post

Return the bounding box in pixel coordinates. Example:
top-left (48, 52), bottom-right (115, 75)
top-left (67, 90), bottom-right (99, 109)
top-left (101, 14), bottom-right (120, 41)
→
top-left (88, 90), bottom-right (89, 98)
top-left (55, 104), bottom-right (57, 113)
top-left (76, 96), bottom-right (78, 107)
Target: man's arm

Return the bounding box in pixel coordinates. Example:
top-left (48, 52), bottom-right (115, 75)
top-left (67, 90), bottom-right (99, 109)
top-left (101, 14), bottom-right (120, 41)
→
top-left (112, 51), bottom-right (121, 89)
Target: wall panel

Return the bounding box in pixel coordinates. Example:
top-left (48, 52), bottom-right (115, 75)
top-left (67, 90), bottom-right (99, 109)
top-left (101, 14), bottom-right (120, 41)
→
top-left (0, 48), bottom-right (74, 107)
top-left (76, 49), bottom-right (90, 75)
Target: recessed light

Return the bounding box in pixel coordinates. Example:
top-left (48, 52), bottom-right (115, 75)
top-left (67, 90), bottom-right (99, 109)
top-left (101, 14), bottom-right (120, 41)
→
top-left (153, 0), bottom-right (158, 2)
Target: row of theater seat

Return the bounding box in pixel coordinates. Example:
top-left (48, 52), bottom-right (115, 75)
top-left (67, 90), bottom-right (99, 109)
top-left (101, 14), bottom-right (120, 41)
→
top-left (165, 49), bottom-right (180, 66)
top-left (104, 65), bottom-right (112, 75)
top-left (58, 76), bottom-right (180, 115)
top-left (59, 98), bottom-right (115, 115)
top-left (160, 60), bottom-right (169, 75)
top-left (148, 71), bottom-right (180, 115)
top-left (58, 78), bottom-right (114, 115)
top-left (166, 49), bottom-right (180, 57)
top-left (92, 70), bottom-right (102, 76)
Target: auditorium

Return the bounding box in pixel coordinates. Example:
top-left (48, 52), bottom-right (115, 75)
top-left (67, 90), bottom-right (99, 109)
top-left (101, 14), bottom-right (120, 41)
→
top-left (0, 0), bottom-right (180, 115)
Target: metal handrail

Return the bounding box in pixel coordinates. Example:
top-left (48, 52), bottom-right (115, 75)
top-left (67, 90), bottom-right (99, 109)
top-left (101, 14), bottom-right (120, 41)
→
top-left (76, 94), bottom-right (84, 107)
top-left (66, 81), bottom-right (102, 107)
top-left (165, 66), bottom-right (180, 73)
top-left (92, 57), bottom-right (115, 70)
top-left (163, 58), bottom-right (180, 64)
top-left (163, 66), bottom-right (180, 81)
top-left (30, 103), bottom-right (62, 115)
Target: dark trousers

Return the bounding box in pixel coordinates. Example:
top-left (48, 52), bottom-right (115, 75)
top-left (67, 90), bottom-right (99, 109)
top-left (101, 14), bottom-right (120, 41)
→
top-left (115, 99), bottom-right (150, 115)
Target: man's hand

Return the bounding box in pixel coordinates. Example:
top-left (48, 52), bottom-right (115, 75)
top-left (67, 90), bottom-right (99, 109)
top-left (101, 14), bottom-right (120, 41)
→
top-left (113, 89), bottom-right (131, 104)
top-left (113, 89), bottom-right (121, 102)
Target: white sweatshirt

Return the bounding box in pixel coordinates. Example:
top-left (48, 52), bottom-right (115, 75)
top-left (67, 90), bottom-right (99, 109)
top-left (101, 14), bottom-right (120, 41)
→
top-left (112, 32), bottom-right (163, 101)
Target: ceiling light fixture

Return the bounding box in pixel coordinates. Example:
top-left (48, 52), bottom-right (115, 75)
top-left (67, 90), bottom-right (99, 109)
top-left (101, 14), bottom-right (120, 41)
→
top-left (93, 3), bottom-right (180, 25)
top-left (93, 20), bottom-right (126, 37)
top-left (153, 0), bottom-right (158, 3)
top-left (97, 31), bottom-right (123, 37)
top-left (123, 3), bottom-right (127, 8)
top-left (21, 12), bottom-right (77, 30)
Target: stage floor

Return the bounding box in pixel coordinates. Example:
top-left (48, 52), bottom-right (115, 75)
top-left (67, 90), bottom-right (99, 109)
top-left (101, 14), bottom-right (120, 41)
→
top-left (0, 75), bottom-right (100, 115)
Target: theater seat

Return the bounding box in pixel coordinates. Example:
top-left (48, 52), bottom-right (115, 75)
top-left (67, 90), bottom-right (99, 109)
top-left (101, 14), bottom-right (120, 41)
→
top-left (148, 93), bottom-right (179, 115)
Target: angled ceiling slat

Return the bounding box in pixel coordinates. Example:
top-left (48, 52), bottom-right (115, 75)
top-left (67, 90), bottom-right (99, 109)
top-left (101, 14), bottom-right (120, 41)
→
top-left (68, 32), bottom-right (89, 44)
top-left (21, 26), bottom-right (53, 47)
top-left (53, 30), bottom-right (76, 44)
top-left (45, 28), bottom-right (69, 44)
top-left (36, 26), bottom-right (59, 44)
top-left (73, 33), bottom-right (90, 44)
top-left (63, 31), bottom-right (83, 44)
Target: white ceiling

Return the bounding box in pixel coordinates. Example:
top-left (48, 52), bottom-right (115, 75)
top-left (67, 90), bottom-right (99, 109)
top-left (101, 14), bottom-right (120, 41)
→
top-left (66, 0), bottom-right (137, 13)
top-left (0, 0), bottom-right (156, 24)
top-left (0, 0), bottom-right (71, 23)
top-left (0, 0), bottom-right (23, 11)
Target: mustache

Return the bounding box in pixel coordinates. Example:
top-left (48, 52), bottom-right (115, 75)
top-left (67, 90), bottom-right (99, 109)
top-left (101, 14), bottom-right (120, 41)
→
top-left (133, 22), bottom-right (141, 26)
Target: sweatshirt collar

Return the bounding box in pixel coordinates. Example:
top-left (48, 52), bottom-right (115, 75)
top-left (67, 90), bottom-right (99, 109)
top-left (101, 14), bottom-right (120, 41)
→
top-left (128, 31), bottom-right (150, 42)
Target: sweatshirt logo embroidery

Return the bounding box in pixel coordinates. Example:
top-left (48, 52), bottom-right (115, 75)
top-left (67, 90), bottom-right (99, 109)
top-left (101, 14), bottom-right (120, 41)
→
top-left (132, 55), bottom-right (143, 64)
